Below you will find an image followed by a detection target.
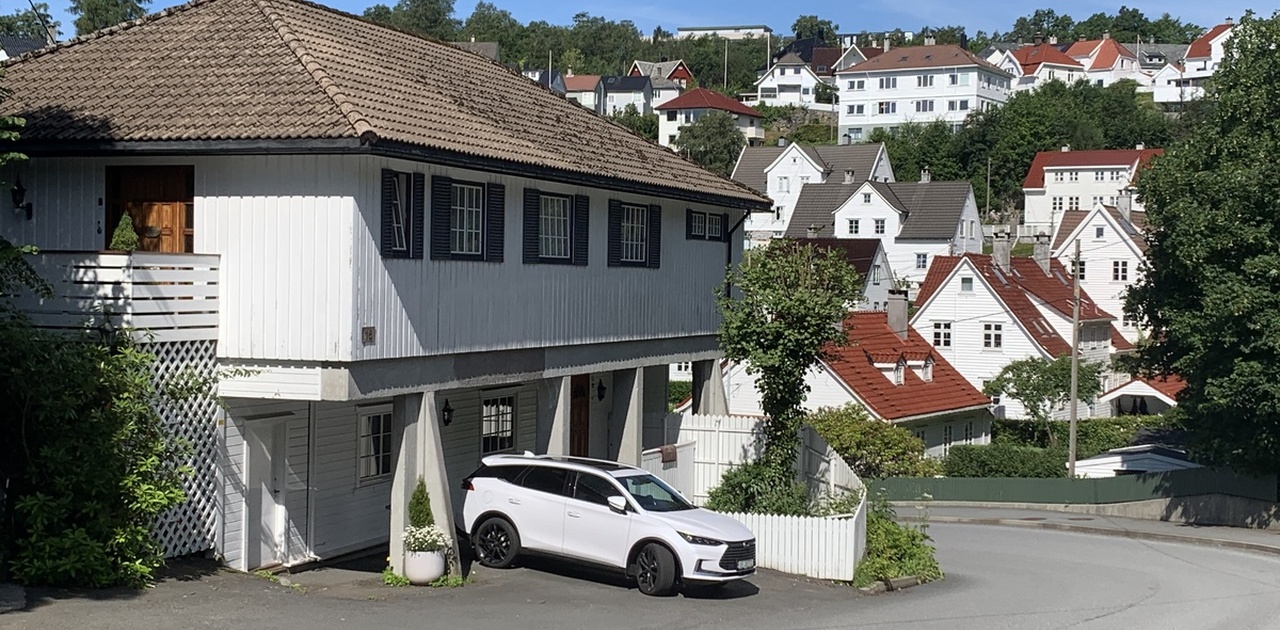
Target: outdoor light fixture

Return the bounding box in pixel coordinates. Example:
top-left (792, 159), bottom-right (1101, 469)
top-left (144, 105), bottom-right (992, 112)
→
top-left (596, 379), bottom-right (607, 402)
top-left (11, 177), bottom-right (31, 221)
top-left (440, 399), bottom-right (454, 426)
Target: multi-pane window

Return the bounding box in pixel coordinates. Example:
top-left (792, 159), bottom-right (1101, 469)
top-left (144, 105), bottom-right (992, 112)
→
top-left (1054, 171), bottom-right (1064, 183)
top-left (707, 214), bottom-right (722, 239)
top-left (960, 277), bottom-right (973, 292)
top-left (932, 322), bottom-right (952, 347)
top-left (539, 195), bottom-right (570, 259)
top-left (1069, 170), bottom-right (1079, 182)
top-left (620, 204), bottom-right (647, 263)
top-left (481, 394), bottom-right (516, 454)
top-left (874, 218), bottom-right (886, 234)
top-left (358, 410), bottom-right (393, 481)
top-left (863, 193), bottom-right (872, 204)
top-left (943, 425), bottom-right (954, 456)
top-left (916, 253), bottom-right (928, 269)
top-left (1109, 170), bottom-right (1123, 181)
top-left (848, 79), bottom-right (865, 90)
top-left (1069, 196), bottom-right (1080, 210)
top-left (893, 361), bottom-right (905, 385)
top-left (1113, 260), bottom-right (1128, 281)
top-left (690, 211), bottom-right (706, 237)
top-left (1109, 195), bottom-right (1118, 206)
top-left (848, 127), bottom-right (863, 140)
top-left (390, 172), bottom-right (411, 254)
top-left (777, 176), bottom-right (790, 193)
top-left (847, 218), bottom-right (859, 235)
top-left (946, 99), bottom-right (969, 111)
top-left (1092, 195), bottom-right (1104, 206)
top-left (451, 183), bottom-right (484, 254)
top-left (1073, 259), bottom-right (1086, 280)
top-left (917, 74), bottom-right (934, 87)
top-left (1095, 170), bottom-right (1105, 182)
top-left (983, 323), bottom-right (1003, 348)
top-left (871, 264), bottom-right (882, 285)
top-left (878, 77), bottom-right (897, 89)
top-left (877, 101), bottom-right (896, 114)
top-left (914, 100), bottom-right (935, 112)
top-left (963, 422), bottom-right (974, 444)
top-left (1052, 197), bottom-right (1063, 212)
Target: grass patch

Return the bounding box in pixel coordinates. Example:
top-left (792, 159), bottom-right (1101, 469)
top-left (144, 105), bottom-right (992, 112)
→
top-left (253, 569), bottom-right (280, 584)
top-left (381, 566), bottom-right (410, 587)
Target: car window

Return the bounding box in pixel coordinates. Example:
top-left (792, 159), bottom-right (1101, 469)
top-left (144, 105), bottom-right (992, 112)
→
top-left (469, 464), bottom-right (526, 483)
top-left (620, 474), bottom-right (695, 512)
top-left (520, 467), bottom-right (570, 496)
top-left (573, 473), bottom-right (622, 507)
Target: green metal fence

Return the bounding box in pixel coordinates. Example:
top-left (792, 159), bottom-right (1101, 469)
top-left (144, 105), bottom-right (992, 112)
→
top-left (871, 468), bottom-right (1278, 504)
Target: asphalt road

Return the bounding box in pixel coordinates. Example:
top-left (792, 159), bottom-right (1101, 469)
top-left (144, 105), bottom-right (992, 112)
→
top-left (5, 524), bottom-right (1280, 630)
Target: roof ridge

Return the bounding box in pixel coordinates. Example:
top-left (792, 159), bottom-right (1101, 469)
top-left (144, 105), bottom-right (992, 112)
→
top-left (253, 0), bottom-right (377, 142)
top-left (0, 0), bottom-right (219, 66)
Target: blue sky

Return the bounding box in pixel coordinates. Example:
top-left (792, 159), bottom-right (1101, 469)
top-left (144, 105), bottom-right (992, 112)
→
top-left (43, 0), bottom-right (1252, 40)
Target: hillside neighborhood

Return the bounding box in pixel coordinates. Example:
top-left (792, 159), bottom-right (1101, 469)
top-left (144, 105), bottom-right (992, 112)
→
top-left (0, 0), bottom-right (1277, 625)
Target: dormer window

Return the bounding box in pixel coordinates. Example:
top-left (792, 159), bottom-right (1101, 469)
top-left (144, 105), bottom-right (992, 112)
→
top-left (922, 357), bottom-right (934, 382)
top-left (894, 359), bottom-right (905, 385)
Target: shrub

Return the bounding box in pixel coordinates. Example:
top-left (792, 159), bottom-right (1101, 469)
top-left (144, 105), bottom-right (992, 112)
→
top-left (667, 380), bottom-right (692, 411)
top-left (942, 443), bottom-right (1066, 478)
top-left (807, 405), bottom-right (943, 479)
top-left (993, 414), bottom-right (1179, 459)
top-left (403, 525), bottom-right (450, 553)
top-left (853, 492), bottom-right (942, 587)
top-left (408, 477), bottom-right (434, 529)
top-left (705, 460), bottom-right (811, 516)
top-left (108, 214), bottom-right (140, 251)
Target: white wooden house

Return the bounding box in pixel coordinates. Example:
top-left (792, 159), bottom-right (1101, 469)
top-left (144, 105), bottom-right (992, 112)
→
top-left (1021, 146), bottom-right (1163, 236)
top-left (1153, 20), bottom-right (1235, 104)
top-left (1051, 203), bottom-right (1149, 343)
top-left (0, 0), bottom-right (766, 573)
top-left (1062, 36), bottom-right (1140, 87)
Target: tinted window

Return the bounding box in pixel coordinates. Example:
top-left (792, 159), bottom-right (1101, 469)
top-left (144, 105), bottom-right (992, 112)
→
top-left (621, 474), bottom-right (695, 512)
top-left (520, 467), bottom-right (570, 495)
top-left (469, 464), bottom-right (526, 483)
top-left (574, 473), bottom-right (622, 507)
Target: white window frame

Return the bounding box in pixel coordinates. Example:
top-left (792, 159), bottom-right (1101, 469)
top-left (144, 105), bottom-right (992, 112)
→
top-left (943, 425), bottom-right (954, 456)
top-left (480, 390), bottom-right (518, 455)
top-left (620, 203), bottom-right (648, 263)
top-left (1053, 171), bottom-right (1064, 183)
top-left (871, 264), bottom-right (882, 286)
top-left (357, 405), bottom-right (394, 484)
top-left (960, 277), bottom-right (974, 292)
top-left (917, 74), bottom-right (934, 88)
top-left (1052, 197), bottom-right (1064, 212)
top-left (878, 77), bottom-right (897, 89)
top-left (707, 214), bottom-right (722, 239)
top-left (1095, 170), bottom-right (1105, 182)
top-left (863, 193), bottom-right (872, 204)
top-left (914, 100), bottom-right (934, 113)
top-left (932, 321), bottom-right (952, 347)
top-left (983, 322), bottom-right (1003, 349)
top-left (450, 182), bottom-right (484, 255)
top-left (1069, 196), bottom-right (1080, 210)
top-left (874, 218), bottom-right (886, 235)
top-left (1113, 260), bottom-right (1128, 281)
top-left (1074, 259), bottom-right (1087, 280)
top-left (539, 194), bottom-right (571, 259)
top-left (877, 101), bottom-right (896, 114)
top-left (1069, 170), bottom-right (1079, 182)
top-left (916, 253), bottom-right (927, 269)
top-left (963, 422), bottom-right (974, 444)
top-left (1096, 226), bottom-right (1105, 239)
top-left (847, 218), bottom-right (858, 235)
top-left (690, 211), bottom-right (707, 237)
top-left (390, 172), bottom-right (411, 254)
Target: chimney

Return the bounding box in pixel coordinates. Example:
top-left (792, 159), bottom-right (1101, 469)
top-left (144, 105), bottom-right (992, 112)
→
top-left (1034, 33), bottom-right (1043, 45)
top-left (1135, 142), bottom-right (1145, 150)
top-left (840, 133), bottom-right (851, 146)
top-left (1033, 232), bottom-right (1052, 275)
top-left (1049, 35), bottom-right (1058, 45)
top-left (843, 169), bottom-right (855, 184)
top-left (806, 224), bottom-right (820, 238)
top-left (992, 229), bottom-right (1012, 273)
top-left (924, 35), bottom-right (936, 46)
top-left (1060, 145), bottom-right (1071, 152)
top-left (470, 36), bottom-right (476, 42)
top-left (1117, 192), bottom-right (1133, 222)
top-left (920, 166), bottom-right (931, 183)
top-left (777, 137), bottom-right (788, 147)
top-left (1102, 31), bottom-right (1111, 40)
top-left (887, 290), bottom-right (909, 340)
top-left (1078, 35), bottom-right (1086, 42)
top-left (1225, 17), bottom-right (1234, 25)
top-left (567, 67), bottom-right (574, 77)
top-left (883, 38), bottom-right (890, 52)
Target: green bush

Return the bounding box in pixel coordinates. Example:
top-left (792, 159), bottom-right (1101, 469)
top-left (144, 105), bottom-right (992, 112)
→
top-left (993, 414), bottom-right (1178, 459)
top-left (942, 443), bottom-right (1066, 478)
top-left (109, 214), bottom-right (140, 251)
top-left (408, 477), bottom-right (434, 529)
top-left (667, 380), bottom-right (692, 411)
top-left (853, 492), bottom-right (942, 587)
top-left (705, 460), bottom-right (811, 516)
top-left (807, 405), bottom-right (943, 479)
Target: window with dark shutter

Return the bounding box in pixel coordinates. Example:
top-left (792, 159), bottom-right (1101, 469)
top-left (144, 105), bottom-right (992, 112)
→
top-left (607, 199), bottom-right (623, 267)
top-left (719, 212), bottom-right (731, 242)
top-left (646, 204), bottom-right (662, 268)
top-left (429, 175), bottom-right (453, 260)
top-left (523, 189), bottom-right (588, 266)
top-left (485, 183), bottom-right (505, 262)
top-left (381, 169), bottom-right (413, 258)
top-left (410, 173), bottom-right (425, 258)
top-left (572, 195), bottom-right (590, 266)
top-left (522, 188), bottom-right (541, 264)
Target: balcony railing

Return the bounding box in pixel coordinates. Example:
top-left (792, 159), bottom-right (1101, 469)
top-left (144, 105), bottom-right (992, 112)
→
top-left (12, 251), bottom-right (220, 342)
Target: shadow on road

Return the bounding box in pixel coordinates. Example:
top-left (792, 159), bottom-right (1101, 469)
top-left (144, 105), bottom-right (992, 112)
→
top-left (18, 556), bottom-right (222, 613)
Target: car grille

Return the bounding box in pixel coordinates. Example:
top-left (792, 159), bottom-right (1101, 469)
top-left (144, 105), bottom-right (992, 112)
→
top-left (718, 539), bottom-right (756, 571)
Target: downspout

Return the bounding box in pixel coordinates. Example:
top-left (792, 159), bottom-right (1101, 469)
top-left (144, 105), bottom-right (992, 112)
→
top-left (724, 211), bottom-right (751, 295)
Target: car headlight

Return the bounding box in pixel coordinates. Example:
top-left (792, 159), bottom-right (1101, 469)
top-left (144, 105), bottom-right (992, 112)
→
top-left (678, 532), bottom-right (724, 546)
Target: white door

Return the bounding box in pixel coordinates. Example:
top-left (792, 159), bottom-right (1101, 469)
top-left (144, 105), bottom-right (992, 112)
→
top-left (246, 420), bottom-right (287, 569)
top-left (563, 473), bottom-right (632, 568)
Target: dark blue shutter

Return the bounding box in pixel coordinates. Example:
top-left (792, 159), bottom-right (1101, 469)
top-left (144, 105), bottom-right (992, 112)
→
top-left (485, 183), bottom-right (505, 262)
top-left (429, 176), bottom-right (452, 260)
top-left (720, 212), bottom-right (731, 243)
top-left (522, 188), bottom-right (540, 264)
top-left (380, 169), bottom-right (395, 257)
top-left (607, 199), bottom-right (623, 267)
top-left (572, 195), bottom-right (590, 266)
top-left (411, 173), bottom-right (426, 259)
top-left (647, 204), bottom-right (662, 269)
top-left (685, 208), bottom-right (695, 240)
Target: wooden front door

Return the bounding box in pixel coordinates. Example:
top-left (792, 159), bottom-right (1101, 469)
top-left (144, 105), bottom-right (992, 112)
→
top-left (570, 374), bottom-right (591, 457)
top-left (106, 165), bottom-right (195, 253)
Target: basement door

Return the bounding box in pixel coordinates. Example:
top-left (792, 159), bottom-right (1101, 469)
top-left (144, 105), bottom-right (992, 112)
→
top-left (570, 374), bottom-right (591, 457)
top-left (245, 419), bottom-right (288, 570)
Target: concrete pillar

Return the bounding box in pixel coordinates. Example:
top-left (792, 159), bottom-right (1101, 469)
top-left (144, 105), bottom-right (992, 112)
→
top-left (608, 368), bottom-right (644, 465)
top-left (691, 359), bottom-right (728, 416)
top-left (535, 376), bottom-right (571, 455)
top-left (389, 391), bottom-right (461, 575)
top-left (641, 365), bottom-right (669, 450)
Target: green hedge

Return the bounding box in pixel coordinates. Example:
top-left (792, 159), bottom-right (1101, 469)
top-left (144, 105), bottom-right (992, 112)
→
top-left (943, 444), bottom-right (1066, 478)
top-left (667, 381), bottom-right (692, 411)
top-left (992, 414), bottom-right (1179, 459)
top-left (806, 405), bottom-right (943, 479)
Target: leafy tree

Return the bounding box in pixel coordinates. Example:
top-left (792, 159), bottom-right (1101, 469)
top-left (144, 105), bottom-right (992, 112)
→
top-left (813, 81), bottom-right (836, 105)
top-left (718, 240), bottom-right (862, 469)
top-left (791, 15), bottom-right (838, 45)
top-left (807, 405), bottom-right (943, 479)
top-left (672, 111), bottom-right (745, 177)
top-left (459, 1), bottom-right (523, 60)
top-left (1125, 11), bottom-right (1280, 476)
top-left (1007, 8), bottom-right (1076, 41)
top-left (0, 3), bottom-right (58, 40)
top-left (363, 0), bottom-right (459, 41)
top-left (558, 47), bottom-right (585, 74)
top-left (69, 0), bottom-right (149, 35)
top-left (982, 356), bottom-right (1105, 447)
top-left (609, 104), bottom-right (657, 141)
top-left (929, 25), bottom-right (968, 45)
top-left (869, 121), bottom-right (963, 184)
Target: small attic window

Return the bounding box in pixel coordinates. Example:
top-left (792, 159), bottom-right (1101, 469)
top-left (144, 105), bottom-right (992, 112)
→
top-left (894, 359), bottom-right (906, 385)
top-left (922, 357), bottom-right (934, 382)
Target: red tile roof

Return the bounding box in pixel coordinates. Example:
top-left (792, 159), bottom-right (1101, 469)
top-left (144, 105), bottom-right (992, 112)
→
top-left (1187, 23), bottom-right (1233, 59)
top-left (860, 46), bottom-right (885, 60)
top-left (1103, 375), bottom-right (1185, 400)
top-left (824, 311), bottom-right (991, 421)
top-left (1011, 43), bottom-right (1083, 74)
top-left (563, 74), bottom-right (600, 92)
top-left (1065, 38), bottom-right (1135, 70)
top-left (654, 87), bottom-right (762, 117)
top-left (1022, 148), bottom-right (1164, 188)
top-left (810, 47), bottom-right (844, 76)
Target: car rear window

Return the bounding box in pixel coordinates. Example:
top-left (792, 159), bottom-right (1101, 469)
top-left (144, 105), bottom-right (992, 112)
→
top-left (467, 464), bottom-right (526, 483)
top-left (520, 467), bottom-right (570, 496)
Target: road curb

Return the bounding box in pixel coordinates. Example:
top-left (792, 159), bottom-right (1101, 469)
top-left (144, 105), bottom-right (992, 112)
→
top-left (902, 515), bottom-right (1280, 557)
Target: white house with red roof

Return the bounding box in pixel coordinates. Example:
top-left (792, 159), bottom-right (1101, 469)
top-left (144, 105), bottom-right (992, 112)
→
top-left (718, 292), bottom-right (993, 457)
top-left (564, 72), bottom-right (601, 110)
top-left (1063, 35), bottom-right (1139, 86)
top-left (1008, 43), bottom-right (1085, 92)
top-left (911, 233), bottom-right (1131, 420)
top-left (1152, 19), bottom-right (1235, 104)
top-left (1050, 203), bottom-right (1150, 343)
top-left (1021, 145), bottom-right (1163, 235)
top-left (655, 88), bottom-right (764, 148)
top-left (1098, 376), bottom-right (1185, 417)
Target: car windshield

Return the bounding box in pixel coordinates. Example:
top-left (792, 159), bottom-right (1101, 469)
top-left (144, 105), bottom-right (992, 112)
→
top-left (619, 474), bottom-right (695, 512)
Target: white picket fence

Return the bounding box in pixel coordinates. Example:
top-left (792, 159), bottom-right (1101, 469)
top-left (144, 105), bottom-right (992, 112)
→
top-left (720, 505), bottom-right (865, 581)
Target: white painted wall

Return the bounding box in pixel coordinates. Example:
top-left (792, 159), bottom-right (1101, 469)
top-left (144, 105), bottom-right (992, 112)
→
top-left (861, 246), bottom-right (892, 309)
top-left (743, 144), bottom-right (827, 238)
top-left (837, 67), bottom-right (1010, 137)
top-left (658, 107), bottom-right (763, 148)
top-left (1024, 162), bottom-right (1140, 232)
top-left (308, 400), bottom-right (395, 560)
top-left (1052, 208), bottom-right (1146, 343)
top-left (906, 412), bottom-right (992, 458)
top-left (603, 90), bottom-right (649, 115)
top-left (748, 63), bottom-right (829, 108)
top-left (722, 361), bottom-right (856, 417)
top-left (567, 90), bottom-right (598, 110)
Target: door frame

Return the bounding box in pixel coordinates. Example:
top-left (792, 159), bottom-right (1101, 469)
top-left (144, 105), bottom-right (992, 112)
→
top-left (244, 417), bottom-right (288, 570)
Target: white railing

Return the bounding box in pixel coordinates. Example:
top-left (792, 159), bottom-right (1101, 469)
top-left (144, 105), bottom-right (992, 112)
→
top-left (13, 251), bottom-right (220, 342)
top-left (720, 502), bottom-right (866, 581)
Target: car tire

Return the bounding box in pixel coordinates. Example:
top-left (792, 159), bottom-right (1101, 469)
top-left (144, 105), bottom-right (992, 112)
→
top-left (634, 543), bottom-right (677, 596)
top-left (472, 517), bottom-right (521, 569)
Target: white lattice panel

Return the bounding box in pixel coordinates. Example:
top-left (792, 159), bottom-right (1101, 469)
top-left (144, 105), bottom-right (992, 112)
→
top-left (148, 339), bottom-right (221, 558)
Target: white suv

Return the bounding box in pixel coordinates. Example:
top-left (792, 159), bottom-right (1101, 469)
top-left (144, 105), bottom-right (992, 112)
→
top-left (460, 454), bottom-right (756, 596)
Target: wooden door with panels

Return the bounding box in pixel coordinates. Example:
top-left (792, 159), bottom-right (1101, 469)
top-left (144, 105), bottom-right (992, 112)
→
top-left (569, 374), bottom-right (591, 457)
top-left (105, 165), bottom-right (195, 253)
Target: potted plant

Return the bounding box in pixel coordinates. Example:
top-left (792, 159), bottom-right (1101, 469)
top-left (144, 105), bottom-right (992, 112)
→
top-left (403, 477), bottom-right (451, 585)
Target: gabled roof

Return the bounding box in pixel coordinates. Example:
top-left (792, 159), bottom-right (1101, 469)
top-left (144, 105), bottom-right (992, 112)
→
top-left (793, 238), bottom-right (883, 279)
top-left (731, 142), bottom-right (885, 195)
top-left (1136, 43), bottom-right (1189, 70)
top-left (1100, 376), bottom-right (1186, 406)
top-left (1186, 23), bottom-right (1233, 59)
top-left (784, 178), bottom-right (970, 240)
top-left (654, 87), bottom-right (761, 117)
top-left (0, 0), bottom-right (766, 208)
top-left (1022, 148), bottom-right (1164, 188)
top-left (1051, 205), bottom-right (1149, 253)
top-left (810, 47), bottom-right (844, 76)
top-left (1064, 38), bottom-right (1136, 70)
top-left (824, 312), bottom-right (991, 421)
top-left (731, 146), bottom-right (784, 193)
top-left (841, 44), bottom-right (1009, 75)
top-left (631, 59), bottom-right (689, 80)
top-left (600, 75), bottom-right (652, 93)
top-left (564, 74), bottom-right (601, 92)
top-left (1011, 43), bottom-right (1083, 74)
top-left (0, 35), bottom-right (48, 58)
top-left (784, 182), bottom-right (859, 235)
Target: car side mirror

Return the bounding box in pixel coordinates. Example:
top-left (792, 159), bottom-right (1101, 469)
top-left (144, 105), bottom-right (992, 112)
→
top-left (607, 495), bottom-right (628, 514)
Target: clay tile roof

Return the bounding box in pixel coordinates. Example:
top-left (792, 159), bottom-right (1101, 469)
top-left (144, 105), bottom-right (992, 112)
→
top-left (1065, 38), bottom-right (1135, 70)
top-left (792, 237), bottom-right (882, 278)
top-left (654, 87), bottom-right (762, 117)
top-left (1187, 23), bottom-right (1233, 59)
top-left (810, 47), bottom-right (843, 75)
top-left (1051, 206), bottom-right (1150, 253)
top-left (1022, 148), bottom-right (1164, 188)
top-left (845, 44), bottom-right (1009, 75)
top-left (564, 74), bottom-right (601, 92)
top-left (1011, 43), bottom-right (1083, 74)
top-left (1, 0), bottom-right (766, 208)
top-left (824, 312), bottom-right (991, 421)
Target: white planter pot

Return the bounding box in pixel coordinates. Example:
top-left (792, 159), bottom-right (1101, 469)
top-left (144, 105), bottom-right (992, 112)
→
top-left (404, 550), bottom-right (447, 585)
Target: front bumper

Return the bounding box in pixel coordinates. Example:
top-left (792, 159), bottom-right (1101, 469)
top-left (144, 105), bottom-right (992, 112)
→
top-left (677, 539), bottom-right (756, 582)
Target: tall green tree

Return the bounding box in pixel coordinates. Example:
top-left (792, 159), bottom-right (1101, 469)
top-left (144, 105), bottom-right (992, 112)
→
top-left (69, 0), bottom-right (149, 35)
top-left (0, 3), bottom-right (58, 40)
top-left (459, 1), bottom-right (523, 60)
top-left (718, 240), bottom-right (862, 469)
top-left (1125, 11), bottom-right (1280, 476)
top-left (363, 0), bottom-right (459, 41)
top-left (672, 111), bottom-right (745, 177)
top-left (983, 357), bottom-right (1105, 447)
top-left (791, 15), bottom-right (838, 44)
top-left (609, 104), bottom-right (657, 142)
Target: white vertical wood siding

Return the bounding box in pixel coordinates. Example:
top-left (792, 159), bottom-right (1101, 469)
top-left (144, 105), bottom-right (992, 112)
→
top-left (439, 383), bottom-right (539, 520)
top-left (309, 400), bottom-right (394, 559)
top-left (723, 361), bottom-right (855, 418)
top-left (350, 155), bottom-right (739, 362)
top-left (220, 411), bottom-right (246, 570)
top-left (1053, 209), bottom-right (1145, 343)
top-left (720, 509), bottom-right (864, 581)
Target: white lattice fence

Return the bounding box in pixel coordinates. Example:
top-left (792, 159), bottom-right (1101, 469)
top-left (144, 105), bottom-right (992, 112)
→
top-left (148, 339), bottom-right (221, 558)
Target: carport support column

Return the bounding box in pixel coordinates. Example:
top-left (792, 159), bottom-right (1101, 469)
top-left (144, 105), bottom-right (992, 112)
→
top-left (389, 391), bottom-right (460, 576)
top-left (536, 376), bottom-right (571, 456)
top-left (691, 359), bottom-right (728, 416)
top-left (610, 368), bottom-right (644, 466)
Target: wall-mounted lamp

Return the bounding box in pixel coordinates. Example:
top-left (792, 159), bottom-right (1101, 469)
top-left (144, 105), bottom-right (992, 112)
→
top-left (440, 399), bottom-right (454, 426)
top-left (596, 379), bottom-right (607, 402)
top-left (11, 177), bottom-right (32, 221)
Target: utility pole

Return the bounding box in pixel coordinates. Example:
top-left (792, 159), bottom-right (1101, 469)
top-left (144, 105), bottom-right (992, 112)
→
top-left (985, 156), bottom-right (991, 220)
top-left (723, 39), bottom-right (729, 90)
top-left (1068, 238), bottom-right (1081, 477)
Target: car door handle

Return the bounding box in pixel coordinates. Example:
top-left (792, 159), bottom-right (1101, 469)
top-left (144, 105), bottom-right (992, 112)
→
top-left (567, 510), bottom-right (581, 518)
top-left (508, 498), bottom-right (522, 505)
